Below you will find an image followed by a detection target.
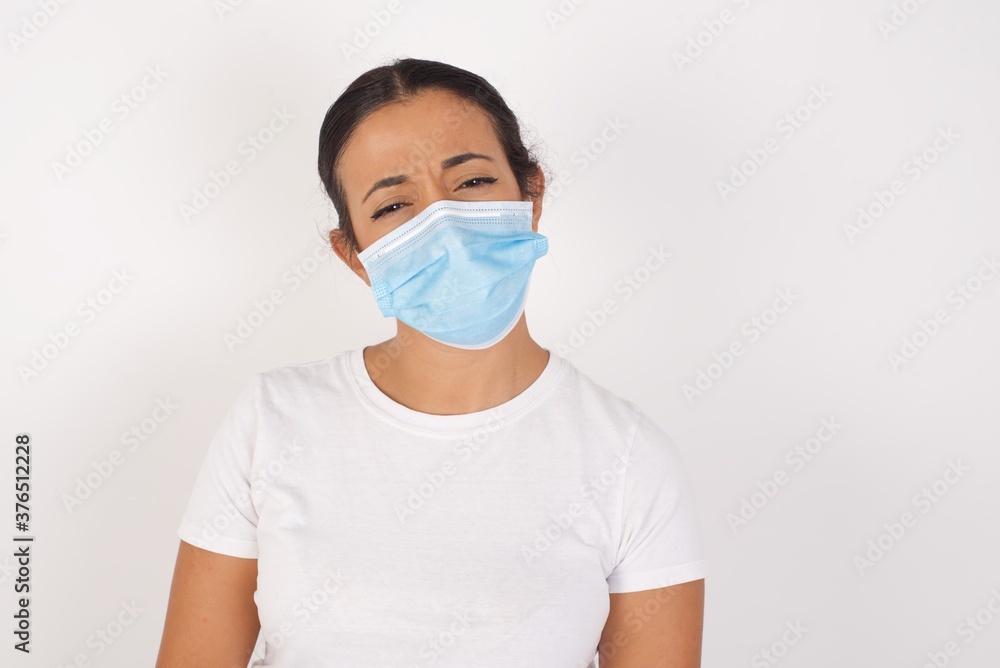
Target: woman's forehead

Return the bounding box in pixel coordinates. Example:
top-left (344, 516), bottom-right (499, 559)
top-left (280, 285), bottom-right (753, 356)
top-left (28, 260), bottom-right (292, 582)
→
top-left (341, 91), bottom-right (501, 190)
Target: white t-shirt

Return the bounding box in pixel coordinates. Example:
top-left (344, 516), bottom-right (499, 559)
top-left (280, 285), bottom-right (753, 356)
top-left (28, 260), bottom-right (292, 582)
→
top-left (176, 347), bottom-right (707, 667)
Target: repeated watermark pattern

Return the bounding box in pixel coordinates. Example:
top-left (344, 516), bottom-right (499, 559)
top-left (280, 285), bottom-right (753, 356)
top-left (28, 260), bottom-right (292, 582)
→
top-left (62, 397), bottom-right (179, 514)
top-left (877, 0), bottom-right (934, 39)
top-left (852, 458), bottom-right (970, 576)
top-left (556, 244), bottom-right (670, 356)
top-left (912, 587), bottom-right (1000, 668)
top-left (727, 417), bottom-right (842, 533)
top-left (885, 254), bottom-right (997, 371)
top-left (260, 571), bottom-right (350, 653)
top-left (51, 65), bottom-right (169, 182)
top-left (6, 3), bottom-right (998, 665)
top-left (55, 600), bottom-right (143, 667)
top-left (543, 116), bottom-right (629, 211)
top-left (17, 268), bottom-right (136, 385)
top-left (672, 0), bottom-right (761, 73)
top-left (339, 1), bottom-right (404, 62)
top-left (179, 107), bottom-right (294, 223)
top-left (392, 408), bottom-right (504, 525)
top-left (224, 236), bottom-right (333, 352)
top-left (8, 0), bottom-right (74, 53)
top-left (717, 86), bottom-right (834, 202)
top-left (683, 288), bottom-right (798, 404)
top-left (193, 437), bottom-right (306, 547)
top-left (751, 620), bottom-right (808, 668)
top-left (844, 125), bottom-right (959, 244)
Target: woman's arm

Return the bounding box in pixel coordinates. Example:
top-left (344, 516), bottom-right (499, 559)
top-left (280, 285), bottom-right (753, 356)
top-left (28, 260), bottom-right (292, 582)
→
top-left (155, 540), bottom-right (260, 668)
top-left (597, 579), bottom-right (705, 667)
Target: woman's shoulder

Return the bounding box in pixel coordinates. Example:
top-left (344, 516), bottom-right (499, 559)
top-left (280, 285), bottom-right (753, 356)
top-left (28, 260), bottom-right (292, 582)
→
top-left (251, 350), bottom-right (355, 400)
top-left (554, 357), bottom-right (687, 481)
top-left (554, 355), bottom-right (646, 427)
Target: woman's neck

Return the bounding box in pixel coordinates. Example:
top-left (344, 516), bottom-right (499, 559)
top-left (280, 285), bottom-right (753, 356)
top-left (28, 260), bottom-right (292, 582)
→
top-left (362, 318), bottom-right (549, 416)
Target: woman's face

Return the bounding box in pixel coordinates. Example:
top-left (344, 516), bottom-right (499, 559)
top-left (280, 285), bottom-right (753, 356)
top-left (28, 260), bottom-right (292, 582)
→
top-left (333, 88), bottom-right (543, 283)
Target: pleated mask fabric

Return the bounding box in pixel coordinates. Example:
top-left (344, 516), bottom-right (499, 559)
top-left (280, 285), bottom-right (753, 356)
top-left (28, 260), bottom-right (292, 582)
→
top-left (356, 199), bottom-right (549, 349)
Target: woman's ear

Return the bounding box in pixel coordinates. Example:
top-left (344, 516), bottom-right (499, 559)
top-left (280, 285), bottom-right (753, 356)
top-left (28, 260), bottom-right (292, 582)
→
top-left (529, 165), bottom-right (545, 233)
top-left (330, 228), bottom-right (370, 286)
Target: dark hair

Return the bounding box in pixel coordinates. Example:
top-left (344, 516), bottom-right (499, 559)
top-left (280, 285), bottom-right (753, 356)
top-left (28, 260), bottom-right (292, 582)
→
top-left (317, 57), bottom-right (544, 259)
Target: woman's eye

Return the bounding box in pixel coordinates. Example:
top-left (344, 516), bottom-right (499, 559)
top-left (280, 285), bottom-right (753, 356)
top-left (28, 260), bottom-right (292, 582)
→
top-left (371, 201), bottom-right (408, 220)
top-left (460, 176), bottom-right (498, 189)
top-left (370, 178), bottom-right (497, 220)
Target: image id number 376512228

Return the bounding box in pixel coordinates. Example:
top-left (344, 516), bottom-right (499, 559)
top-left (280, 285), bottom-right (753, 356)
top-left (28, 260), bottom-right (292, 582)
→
top-left (14, 433), bottom-right (33, 653)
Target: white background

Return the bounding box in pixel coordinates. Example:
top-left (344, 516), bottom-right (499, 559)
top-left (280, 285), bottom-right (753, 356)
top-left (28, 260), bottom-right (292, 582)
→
top-left (1, 0), bottom-right (999, 666)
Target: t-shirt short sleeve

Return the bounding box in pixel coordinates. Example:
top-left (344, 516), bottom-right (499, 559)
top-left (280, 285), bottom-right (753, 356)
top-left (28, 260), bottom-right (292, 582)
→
top-left (176, 375), bottom-right (260, 559)
top-left (606, 411), bottom-right (707, 593)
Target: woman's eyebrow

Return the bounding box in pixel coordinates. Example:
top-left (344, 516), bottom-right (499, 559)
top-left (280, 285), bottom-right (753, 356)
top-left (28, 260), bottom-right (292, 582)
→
top-left (441, 152), bottom-right (492, 170)
top-left (362, 153), bottom-right (494, 204)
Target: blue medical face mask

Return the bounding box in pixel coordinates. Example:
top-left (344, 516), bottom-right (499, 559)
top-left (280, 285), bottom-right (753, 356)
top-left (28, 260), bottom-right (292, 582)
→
top-left (356, 199), bottom-right (548, 350)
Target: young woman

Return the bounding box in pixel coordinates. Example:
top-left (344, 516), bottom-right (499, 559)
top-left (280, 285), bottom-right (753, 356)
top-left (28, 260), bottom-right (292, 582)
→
top-left (156, 57), bottom-right (706, 668)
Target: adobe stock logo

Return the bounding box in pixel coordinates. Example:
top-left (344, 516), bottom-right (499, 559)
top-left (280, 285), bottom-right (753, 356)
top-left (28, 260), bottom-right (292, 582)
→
top-left (751, 620), bottom-right (808, 668)
top-left (716, 86), bottom-right (833, 202)
top-left (915, 587), bottom-right (1000, 668)
top-left (852, 458), bottom-right (970, 576)
top-left (8, 0), bottom-right (73, 53)
top-left (672, 0), bottom-right (759, 74)
top-left (179, 107), bottom-right (295, 224)
top-left (18, 268), bottom-right (135, 385)
top-left (54, 600), bottom-right (144, 666)
top-left (843, 126), bottom-right (959, 244)
top-left (885, 254), bottom-right (998, 371)
top-left (877, 0), bottom-right (933, 39)
top-left (683, 288), bottom-right (798, 404)
top-left (556, 245), bottom-right (670, 357)
top-left (51, 66), bottom-right (169, 181)
top-left (338, 1), bottom-right (404, 62)
top-left (726, 417), bottom-right (841, 533)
